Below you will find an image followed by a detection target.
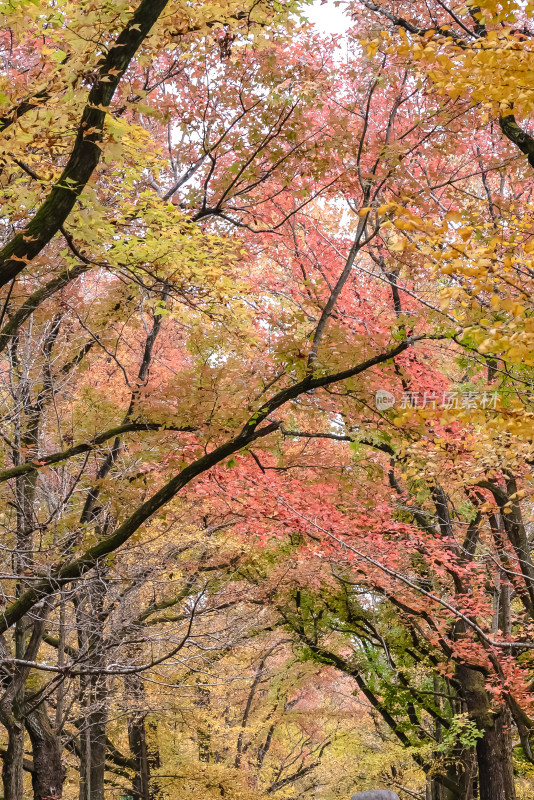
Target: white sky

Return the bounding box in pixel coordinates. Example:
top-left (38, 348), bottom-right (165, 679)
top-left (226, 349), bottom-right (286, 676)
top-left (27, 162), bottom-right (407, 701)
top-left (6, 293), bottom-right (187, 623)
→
top-left (305, 0), bottom-right (352, 34)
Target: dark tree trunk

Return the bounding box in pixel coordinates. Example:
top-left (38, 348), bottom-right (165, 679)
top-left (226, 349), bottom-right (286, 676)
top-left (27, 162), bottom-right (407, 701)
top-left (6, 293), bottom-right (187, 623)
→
top-left (146, 716), bottom-right (164, 800)
top-left (0, 618), bottom-right (46, 800)
top-left (2, 717), bottom-right (25, 800)
top-left (76, 577), bottom-right (108, 800)
top-left (78, 678), bottom-right (108, 800)
top-left (126, 672), bottom-right (158, 800)
top-left (128, 712), bottom-right (150, 800)
top-left (26, 703), bottom-right (65, 800)
top-left (88, 686), bottom-right (107, 800)
top-left (475, 709), bottom-right (515, 800)
top-left (426, 751), bottom-right (476, 800)
top-left (456, 666), bottom-right (515, 800)
top-left (428, 677), bottom-right (474, 800)
top-left (78, 717), bottom-right (89, 800)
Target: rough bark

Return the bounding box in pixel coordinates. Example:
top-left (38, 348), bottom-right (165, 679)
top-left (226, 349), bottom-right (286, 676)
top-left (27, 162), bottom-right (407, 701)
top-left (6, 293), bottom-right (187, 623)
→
top-left (1, 717), bottom-right (25, 800)
top-left (87, 687), bottom-right (107, 800)
top-left (499, 115), bottom-right (534, 168)
top-left (126, 673), bottom-right (159, 800)
top-left (0, 617), bottom-right (46, 800)
top-left (26, 704), bottom-right (65, 800)
top-left (77, 578), bottom-right (108, 800)
top-left (128, 712), bottom-right (150, 800)
top-left (78, 676), bottom-right (108, 800)
top-left (456, 665), bottom-right (515, 800)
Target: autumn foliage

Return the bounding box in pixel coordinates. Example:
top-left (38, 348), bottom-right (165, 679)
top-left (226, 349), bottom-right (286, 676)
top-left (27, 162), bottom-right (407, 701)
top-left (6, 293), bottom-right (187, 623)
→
top-left (1, 1), bottom-right (534, 800)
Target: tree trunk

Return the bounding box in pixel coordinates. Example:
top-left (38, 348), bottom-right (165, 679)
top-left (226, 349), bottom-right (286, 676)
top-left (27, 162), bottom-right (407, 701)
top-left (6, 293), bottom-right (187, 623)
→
top-left (2, 717), bottom-right (25, 800)
top-left (126, 673), bottom-right (158, 800)
top-left (475, 708), bottom-right (515, 800)
top-left (426, 752), bottom-right (475, 800)
top-left (430, 674), bottom-right (474, 800)
top-left (1, 335), bottom-right (42, 800)
top-left (78, 677), bottom-right (108, 800)
top-left (78, 712), bottom-right (90, 800)
top-left (456, 666), bottom-right (515, 800)
top-left (76, 578), bottom-right (108, 800)
top-left (128, 712), bottom-right (150, 800)
top-left (88, 685), bottom-right (107, 800)
top-left (146, 716), bottom-right (164, 800)
top-left (26, 703), bottom-right (65, 800)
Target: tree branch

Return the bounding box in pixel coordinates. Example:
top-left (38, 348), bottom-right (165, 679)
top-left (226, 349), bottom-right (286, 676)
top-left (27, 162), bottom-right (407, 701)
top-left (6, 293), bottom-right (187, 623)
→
top-left (0, 0), bottom-right (171, 289)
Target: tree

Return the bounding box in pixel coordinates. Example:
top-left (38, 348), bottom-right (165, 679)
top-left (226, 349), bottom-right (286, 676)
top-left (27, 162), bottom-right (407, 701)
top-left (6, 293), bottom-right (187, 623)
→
top-left (2, 1), bottom-right (534, 799)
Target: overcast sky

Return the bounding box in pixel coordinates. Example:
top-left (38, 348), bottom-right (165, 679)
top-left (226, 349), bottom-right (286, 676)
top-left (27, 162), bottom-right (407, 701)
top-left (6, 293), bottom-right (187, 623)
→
top-left (305, 0), bottom-right (351, 33)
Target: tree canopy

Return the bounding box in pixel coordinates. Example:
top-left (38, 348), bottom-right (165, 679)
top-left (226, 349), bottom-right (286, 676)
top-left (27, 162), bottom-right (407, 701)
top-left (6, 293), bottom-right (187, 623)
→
top-left (1, 2), bottom-right (534, 800)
